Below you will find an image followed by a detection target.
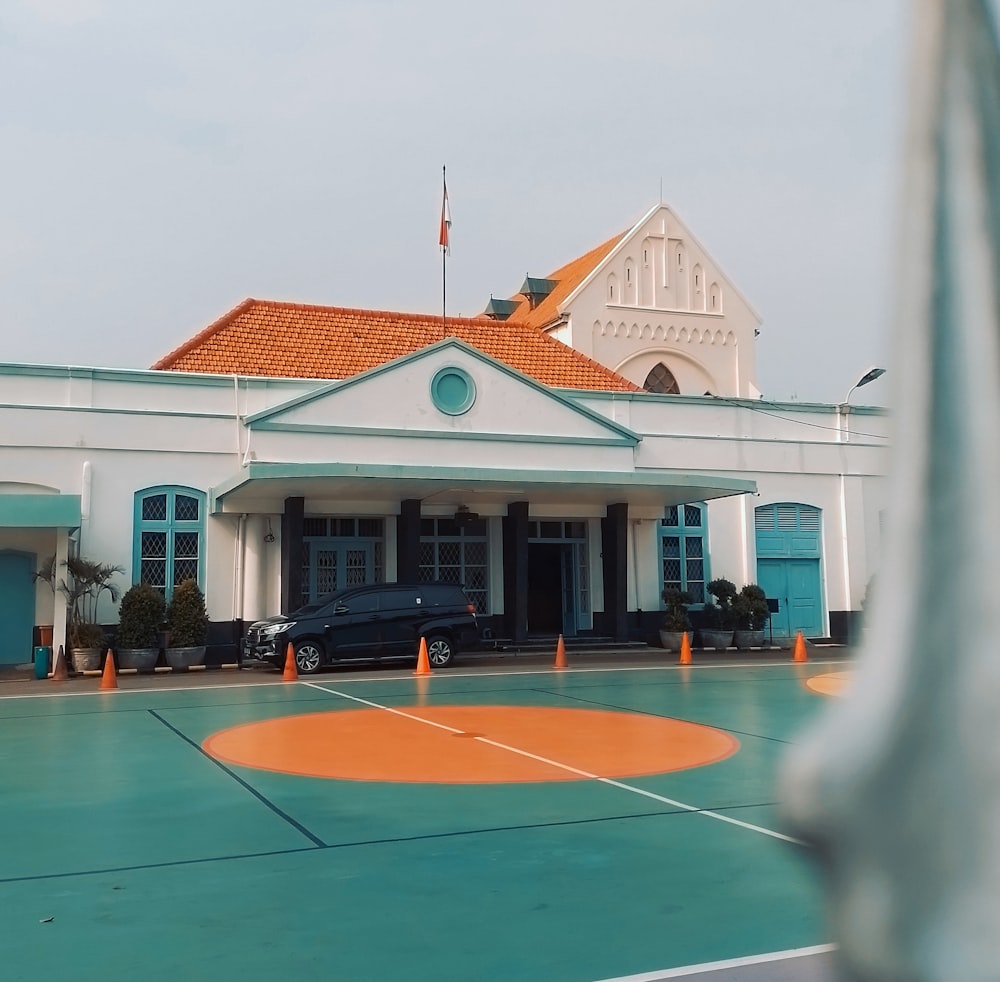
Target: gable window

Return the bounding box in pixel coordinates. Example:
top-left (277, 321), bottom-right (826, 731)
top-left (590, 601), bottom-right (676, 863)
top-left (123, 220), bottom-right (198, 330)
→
top-left (661, 503), bottom-right (707, 603)
top-left (644, 363), bottom-right (680, 394)
top-left (133, 487), bottom-right (206, 600)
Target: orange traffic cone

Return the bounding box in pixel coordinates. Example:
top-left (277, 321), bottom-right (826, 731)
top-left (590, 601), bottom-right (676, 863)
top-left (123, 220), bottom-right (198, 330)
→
top-left (415, 637), bottom-right (431, 676)
top-left (793, 630), bottom-right (808, 663)
top-left (554, 634), bottom-right (567, 670)
top-left (51, 644), bottom-right (68, 681)
top-left (282, 642), bottom-right (298, 681)
top-left (100, 648), bottom-right (118, 690)
top-left (679, 632), bottom-right (692, 665)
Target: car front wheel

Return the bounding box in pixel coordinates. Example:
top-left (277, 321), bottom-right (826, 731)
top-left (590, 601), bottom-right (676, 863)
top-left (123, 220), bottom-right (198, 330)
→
top-left (425, 634), bottom-right (454, 668)
top-left (294, 640), bottom-right (324, 675)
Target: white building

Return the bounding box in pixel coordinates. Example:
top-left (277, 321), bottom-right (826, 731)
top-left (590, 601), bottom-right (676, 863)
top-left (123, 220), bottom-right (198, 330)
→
top-left (0, 204), bottom-right (888, 665)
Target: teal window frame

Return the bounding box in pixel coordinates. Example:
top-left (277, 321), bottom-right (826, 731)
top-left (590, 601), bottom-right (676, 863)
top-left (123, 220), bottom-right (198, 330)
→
top-left (659, 502), bottom-right (709, 605)
top-left (132, 486), bottom-right (207, 601)
top-left (430, 366), bottom-right (476, 416)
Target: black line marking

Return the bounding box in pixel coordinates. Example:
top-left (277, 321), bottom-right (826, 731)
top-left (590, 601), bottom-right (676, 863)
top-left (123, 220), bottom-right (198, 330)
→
top-left (147, 709), bottom-right (326, 848)
top-left (535, 688), bottom-right (796, 745)
top-left (0, 801), bottom-right (787, 886)
top-left (0, 693), bottom-right (342, 722)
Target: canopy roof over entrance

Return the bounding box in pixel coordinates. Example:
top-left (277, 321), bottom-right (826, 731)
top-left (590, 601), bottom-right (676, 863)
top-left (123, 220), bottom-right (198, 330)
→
top-left (210, 462), bottom-right (756, 513)
top-left (0, 493), bottom-right (81, 528)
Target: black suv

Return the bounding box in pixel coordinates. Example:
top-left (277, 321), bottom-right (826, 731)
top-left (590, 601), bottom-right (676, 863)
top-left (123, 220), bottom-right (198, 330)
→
top-left (243, 582), bottom-right (479, 674)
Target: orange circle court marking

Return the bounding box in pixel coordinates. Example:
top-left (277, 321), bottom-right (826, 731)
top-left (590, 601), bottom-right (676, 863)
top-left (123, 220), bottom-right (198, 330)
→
top-left (805, 671), bottom-right (852, 697)
top-left (203, 705), bottom-right (739, 784)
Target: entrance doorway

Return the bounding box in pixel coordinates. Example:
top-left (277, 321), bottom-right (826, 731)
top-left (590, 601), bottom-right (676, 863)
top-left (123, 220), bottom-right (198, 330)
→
top-left (302, 540), bottom-right (374, 606)
top-left (755, 503), bottom-right (824, 638)
top-left (528, 543), bottom-right (563, 635)
top-left (0, 550), bottom-right (35, 666)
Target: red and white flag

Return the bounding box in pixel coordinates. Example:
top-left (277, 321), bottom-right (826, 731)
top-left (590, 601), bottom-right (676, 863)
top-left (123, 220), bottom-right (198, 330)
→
top-left (439, 177), bottom-right (452, 255)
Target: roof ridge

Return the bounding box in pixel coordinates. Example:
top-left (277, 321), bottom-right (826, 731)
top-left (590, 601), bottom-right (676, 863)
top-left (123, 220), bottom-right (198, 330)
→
top-left (244, 297), bottom-right (497, 325)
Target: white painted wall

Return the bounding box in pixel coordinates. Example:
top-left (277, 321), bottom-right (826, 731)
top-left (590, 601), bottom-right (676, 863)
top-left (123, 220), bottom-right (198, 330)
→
top-left (0, 358), bottom-right (887, 640)
top-left (547, 205), bottom-right (762, 397)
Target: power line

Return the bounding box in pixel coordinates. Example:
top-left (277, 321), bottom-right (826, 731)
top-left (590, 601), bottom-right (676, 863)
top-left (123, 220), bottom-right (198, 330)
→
top-left (709, 395), bottom-right (891, 441)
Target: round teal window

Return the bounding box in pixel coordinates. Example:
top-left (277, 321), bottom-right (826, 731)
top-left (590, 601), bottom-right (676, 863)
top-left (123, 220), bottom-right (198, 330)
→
top-left (431, 367), bottom-right (476, 416)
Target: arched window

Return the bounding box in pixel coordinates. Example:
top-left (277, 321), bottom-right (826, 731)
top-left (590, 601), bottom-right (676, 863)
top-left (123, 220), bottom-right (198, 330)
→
top-left (133, 486), bottom-right (206, 600)
top-left (644, 362), bottom-right (680, 394)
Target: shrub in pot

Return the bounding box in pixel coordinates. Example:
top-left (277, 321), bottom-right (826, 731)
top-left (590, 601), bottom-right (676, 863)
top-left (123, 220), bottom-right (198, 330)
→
top-left (659, 588), bottom-right (692, 651)
top-left (700, 577), bottom-right (737, 650)
top-left (733, 583), bottom-right (770, 650)
top-left (60, 557), bottom-right (124, 673)
top-left (117, 583), bottom-right (166, 673)
top-left (164, 578), bottom-right (209, 670)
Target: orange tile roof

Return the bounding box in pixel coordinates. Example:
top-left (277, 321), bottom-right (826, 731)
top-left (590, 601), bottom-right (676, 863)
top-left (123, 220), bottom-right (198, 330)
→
top-left (502, 232), bottom-right (625, 329)
top-left (152, 299), bottom-right (639, 392)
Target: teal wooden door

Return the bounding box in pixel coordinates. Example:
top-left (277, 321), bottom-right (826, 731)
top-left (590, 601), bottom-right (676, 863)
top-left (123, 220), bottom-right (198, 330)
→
top-left (758, 558), bottom-right (823, 638)
top-left (755, 504), bottom-right (824, 638)
top-left (0, 551), bottom-right (35, 666)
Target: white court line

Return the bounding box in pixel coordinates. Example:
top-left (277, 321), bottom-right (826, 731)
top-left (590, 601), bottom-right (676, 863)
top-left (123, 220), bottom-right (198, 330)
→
top-left (0, 658), bottom-right (852, 702)
top-left (593, 943), bottom-right (836, 981)
top-left (305, 681), bottom-right (804, 845)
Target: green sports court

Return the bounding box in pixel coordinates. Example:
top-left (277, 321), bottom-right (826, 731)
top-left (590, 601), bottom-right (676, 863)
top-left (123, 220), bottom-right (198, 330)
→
top-left (0, 655), bottom-right (843, 981)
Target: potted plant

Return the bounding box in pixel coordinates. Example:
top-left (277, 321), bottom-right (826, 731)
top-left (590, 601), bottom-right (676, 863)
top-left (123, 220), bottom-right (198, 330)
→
top-left (60, 556), bottom-right (124, 672)
top-left (700, 577), bottom-right (737, 650)
top-left (659, 588), bottom-right (692, 651)
top-left (164, 578), bottom-right (209, 670)
top-left (733, 583), bottom-right (770, 650)
top-left (117, 583), bottom-right (166, 673)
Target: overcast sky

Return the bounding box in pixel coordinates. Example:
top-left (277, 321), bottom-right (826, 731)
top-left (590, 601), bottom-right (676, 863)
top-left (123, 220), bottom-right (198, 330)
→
top-left (1, 0), bottom-right (912, 403)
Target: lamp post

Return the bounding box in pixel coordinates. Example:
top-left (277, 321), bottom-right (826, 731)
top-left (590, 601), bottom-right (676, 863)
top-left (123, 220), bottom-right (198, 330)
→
top-left (844, 366), bottom-right (887, 406)
top-left (839, 367), bottom-right (887, 443)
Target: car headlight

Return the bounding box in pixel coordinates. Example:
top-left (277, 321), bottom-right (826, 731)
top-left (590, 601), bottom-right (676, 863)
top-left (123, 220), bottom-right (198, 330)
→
top-left (260, 622), bottom-right (295, 638)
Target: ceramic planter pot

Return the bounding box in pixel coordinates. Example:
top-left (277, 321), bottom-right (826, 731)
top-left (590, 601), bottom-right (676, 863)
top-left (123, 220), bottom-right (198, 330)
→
top-left (164, 645), bottom-right (206, 670)
top-left (659, 630), bottom-right (687, 652)
top-left (699, 629), bottom-right (734, 651)
top-left (117, 648), bottom-right (160, 673)
top-left (734, 630), bottom-right (766, 650)
top-left (70, 647), bottom-right (102, 673)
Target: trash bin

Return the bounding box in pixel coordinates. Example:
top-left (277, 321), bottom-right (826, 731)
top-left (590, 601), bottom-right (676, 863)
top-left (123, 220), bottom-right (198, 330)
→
top-left (34, 646), bottom-right (51, 680)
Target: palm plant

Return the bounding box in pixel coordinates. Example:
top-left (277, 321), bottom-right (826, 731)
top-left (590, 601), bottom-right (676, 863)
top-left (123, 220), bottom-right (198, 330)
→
top-left (61, 556), bottom-right (125, 649)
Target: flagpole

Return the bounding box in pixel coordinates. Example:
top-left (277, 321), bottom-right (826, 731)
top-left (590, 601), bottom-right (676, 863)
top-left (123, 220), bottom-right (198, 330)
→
top-left (442, 165), bottom-right (447, 335)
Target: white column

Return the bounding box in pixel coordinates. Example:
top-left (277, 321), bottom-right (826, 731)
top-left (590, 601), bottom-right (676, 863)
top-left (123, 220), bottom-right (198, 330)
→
top-left (53, 528), bottom-right (69, 655)
top-left (242, 516), bottom-right (267, 623)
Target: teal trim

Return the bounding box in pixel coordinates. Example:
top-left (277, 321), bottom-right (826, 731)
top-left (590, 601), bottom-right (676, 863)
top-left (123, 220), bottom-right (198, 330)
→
top-left (0, 494), bottom-right (81, 528)
top-left (132, 486), bottom-right (207, 601)
top-left (0, 402), bottom-right (244, 421)
top-left (430, 366), bottom-right (476, 416)
top-left (563, 388), bottom-right (890, 416)
top-left (658, 503), bottom-right (710, 606)
top-left (249, 420), bottom-right (636, 447)
top-left (211, 462), bottom-right (756, 510)
top-left (0, 362), bottom-right (322, 391)
top-left (243, 337), bottom-right (642, 444)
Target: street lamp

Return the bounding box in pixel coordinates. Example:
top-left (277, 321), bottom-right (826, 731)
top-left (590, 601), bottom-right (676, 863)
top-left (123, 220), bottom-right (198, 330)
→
top-left (839, 367), bottom-right (886, 443)
top-left (844, 367), bottom-right (887, 406)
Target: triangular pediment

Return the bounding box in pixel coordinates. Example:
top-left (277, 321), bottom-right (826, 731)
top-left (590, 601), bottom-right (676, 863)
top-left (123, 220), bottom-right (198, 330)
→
top-left (245, 338), bottom-right (639, 447)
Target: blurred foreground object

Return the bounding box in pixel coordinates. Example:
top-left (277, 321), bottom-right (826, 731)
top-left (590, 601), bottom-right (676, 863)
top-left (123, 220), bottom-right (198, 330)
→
top-left (781, 0), bottom-right (1000, 979)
